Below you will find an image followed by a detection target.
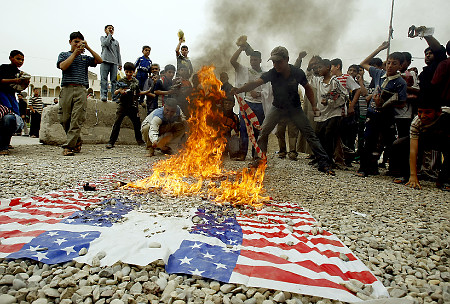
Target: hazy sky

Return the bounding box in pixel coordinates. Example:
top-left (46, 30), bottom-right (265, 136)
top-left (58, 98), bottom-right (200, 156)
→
top-left (1, 0), bottom-right (448, 80)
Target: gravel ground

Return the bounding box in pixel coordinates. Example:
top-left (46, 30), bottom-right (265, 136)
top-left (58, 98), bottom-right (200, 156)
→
top-left (0, 136), bottom-right (449, 304)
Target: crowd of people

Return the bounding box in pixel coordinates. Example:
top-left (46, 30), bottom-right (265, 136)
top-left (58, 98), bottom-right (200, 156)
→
top-left (0, 25), bottom-right (448, 190)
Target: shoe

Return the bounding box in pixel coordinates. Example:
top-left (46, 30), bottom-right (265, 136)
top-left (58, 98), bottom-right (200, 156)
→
top-left (101, 97), bottom-right (107, 102)
top-left (318, 166), bottom-right (335, 176)
top-left (73, 140), bottom-right (82, 153)
top-left (160, 146), bottom-right (173, 155)
top-left (356, 171), bottom-right (368, 177)
top-left (308, 158), bottom-right (318, 166)
top-left (248, 157), bottom-right (265, 169)
top-left (105, 143), bottom-right (114, 149)
top-left (22, 134), bottom-right (29, 137)
top-left (30, 135), bottom-right (37, 138)
top-left (277, 151), bottom-right (286, 159)
top-left (305, 154), bottom-right (315, 159)
top-left (232, 154), bottom-right (246, 161)
top-left (288, 151), bottom-right (298, 161)
top-left (148, 147), bottom-right (154, 157)
top-left (393, 177), bottom-right (407, 184)
top-left (0, 150), bottom-right (10, 155)
top-left (137, 140), bottom-right (146, 147)
top-left (63, 148), bottom-right (74, 156)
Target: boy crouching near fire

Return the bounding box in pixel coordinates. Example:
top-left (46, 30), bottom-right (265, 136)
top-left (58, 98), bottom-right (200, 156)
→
top-left (141, 98), bottom-right (187, 156)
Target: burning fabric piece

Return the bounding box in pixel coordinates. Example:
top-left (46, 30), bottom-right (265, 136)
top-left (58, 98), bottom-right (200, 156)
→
top-left (126, 66), bottom-right (267, 208)
top-left (0, 186), bottom-right (388, 302)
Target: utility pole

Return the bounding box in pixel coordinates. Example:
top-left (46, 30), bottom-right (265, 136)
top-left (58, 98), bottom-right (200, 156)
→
top-left (387, 0), bottom-right (395, 59)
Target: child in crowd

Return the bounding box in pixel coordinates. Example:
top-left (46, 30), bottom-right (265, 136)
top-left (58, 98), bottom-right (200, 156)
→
top-left (175, 38), bottom-right (193, 77)
top-left (330, 58), bottom-right (361, 166)
top-left (0, 50), bottom-right (29, 155)
top-left (135, 46), bottom-right (152, 104)
top-left (308, 58), bottom-right (348, 162)
top-left (220, 72), bottom-right (234, 95)
top-left (357, 41), bottom-right (407, 177)
top-left (143, 63), bottom-right (161, 115)
top-left (389, 95), bottom-right (449, 190)
top-left (57, 32), bottom-right (102, 156)
top-left (100, 25), bottom-right (122, 102)
top-left (351, 65), bottom-right (370, 158)
top-left (220, 95), bottom-right (240, 158)
top-left (29, 88), bottom-right (43, 138)
top-left (174, 66), bottom-right (193, 117)
top-left (17, 92), bottom-right (29, 136)
top-left (154, 64), bottom-right (176, 106)
top-left (105, 62), bottom-right (150, 149)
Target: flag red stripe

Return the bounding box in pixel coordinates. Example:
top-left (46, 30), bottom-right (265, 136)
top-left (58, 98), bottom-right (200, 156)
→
top-left (32, 198), bottom-right (92, 206)
top-left (0, 215), bottom-right (61, 225)
top-left (0, 243), bottom-right (26, 253)
top-left (239, 250), bottom-right (376, 283)
top-left (0, 230), bottom-right (45, 239)
top-left (233, 264), bottom-right (349, 291)
top-left (241, 238), bottom-right (354, 260)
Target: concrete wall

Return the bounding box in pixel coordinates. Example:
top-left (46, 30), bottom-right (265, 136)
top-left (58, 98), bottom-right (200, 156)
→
top-left (39, 99), bottom-right (148, 145)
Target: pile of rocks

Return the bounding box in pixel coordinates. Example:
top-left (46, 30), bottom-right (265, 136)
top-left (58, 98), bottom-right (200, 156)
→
top-left (1, 142), bottom-right (449, 303)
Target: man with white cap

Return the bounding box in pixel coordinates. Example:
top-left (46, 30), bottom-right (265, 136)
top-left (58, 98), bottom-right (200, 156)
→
top-left (232, 46), bottom-right (335, 175)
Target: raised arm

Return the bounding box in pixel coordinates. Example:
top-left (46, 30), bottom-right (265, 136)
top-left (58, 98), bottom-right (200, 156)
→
top-left (230, 46), bottom-right (245, 70)
top-left (175, 38), bottom-right (182, 57)
top-left (360, 41), bottom-right (389, 72)
top-left (84, 41), bottom-right (102, 64)
top-left (234, 78), bottom-right (264, 94)
top-left (293, 51), bottom-right (307, 68)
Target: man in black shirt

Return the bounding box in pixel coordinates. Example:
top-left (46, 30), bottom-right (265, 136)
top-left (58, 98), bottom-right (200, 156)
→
top-left (233, 46), bottom-right (334, 175)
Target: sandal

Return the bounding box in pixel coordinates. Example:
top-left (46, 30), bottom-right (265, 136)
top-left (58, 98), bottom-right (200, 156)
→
top-left (319, 166), bottom-right (335, 176)
top-left (393, 177), bottom-right (407, 184)
top-left (73, 140), bottom-right (82, 153)
top-left (63, 148), bottom-right (75, 156)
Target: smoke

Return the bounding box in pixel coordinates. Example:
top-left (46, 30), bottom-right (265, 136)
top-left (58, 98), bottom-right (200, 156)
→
top-left (193, 0), bottom-right (357, 79)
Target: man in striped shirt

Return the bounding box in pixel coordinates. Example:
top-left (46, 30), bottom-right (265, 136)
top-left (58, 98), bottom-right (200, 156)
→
top-left (29, 89), bottom-right (43, 138)
top-left (57, 31), bottom-right (102, 156)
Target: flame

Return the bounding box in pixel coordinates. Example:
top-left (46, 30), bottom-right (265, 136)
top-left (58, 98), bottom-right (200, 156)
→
top-left (125, 66), bottom-right (268, 208)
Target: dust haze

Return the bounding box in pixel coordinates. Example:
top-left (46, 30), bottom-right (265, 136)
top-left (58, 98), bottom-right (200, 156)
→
top-left (193, 0), bottom-right (357, 78)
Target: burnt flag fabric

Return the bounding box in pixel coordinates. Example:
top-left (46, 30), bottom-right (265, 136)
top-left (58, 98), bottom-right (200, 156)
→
top-left (166, 202), bottom-right (389, 302)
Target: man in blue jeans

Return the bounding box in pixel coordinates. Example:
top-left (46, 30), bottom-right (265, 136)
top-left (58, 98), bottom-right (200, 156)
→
top-left (100, 25), bottom-right (122, 101)
top-left (233, 46), bottom-right (335, 175)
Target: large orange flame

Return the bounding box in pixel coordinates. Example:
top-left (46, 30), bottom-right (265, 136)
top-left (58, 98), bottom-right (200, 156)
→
top-left (126, 66), bottom-right (267, 208)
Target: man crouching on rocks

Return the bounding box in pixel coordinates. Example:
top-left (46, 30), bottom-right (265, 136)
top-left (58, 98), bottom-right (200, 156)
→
top-left (141, 98), bottom-right (186, 156)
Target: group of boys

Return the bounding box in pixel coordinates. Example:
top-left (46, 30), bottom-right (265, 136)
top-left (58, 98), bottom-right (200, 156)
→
top-left (0, 26), bottom-right (448, 190)
top-left (231, 33), bottom-right (449, 190)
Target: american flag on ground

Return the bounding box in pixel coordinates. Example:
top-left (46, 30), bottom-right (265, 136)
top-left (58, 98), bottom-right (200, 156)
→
top-left (0, 172), bottom-right (388, 302)
top-left (166, 202), bottom-right (389, 302)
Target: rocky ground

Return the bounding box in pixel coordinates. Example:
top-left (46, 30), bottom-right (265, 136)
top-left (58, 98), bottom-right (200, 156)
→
top-left (0, 137), bottom-right (449, 304)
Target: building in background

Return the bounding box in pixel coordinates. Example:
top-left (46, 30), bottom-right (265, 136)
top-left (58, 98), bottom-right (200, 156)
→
top-left (26, 71), bottom-right (101, 105)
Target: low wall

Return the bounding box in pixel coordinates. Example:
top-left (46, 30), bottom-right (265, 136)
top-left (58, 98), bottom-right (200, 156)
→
top-left (39, 99), bottom-right (147, 145)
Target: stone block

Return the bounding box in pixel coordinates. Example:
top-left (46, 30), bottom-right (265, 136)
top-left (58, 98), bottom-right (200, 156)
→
top-left (39, 99), bottom-right (147, 145)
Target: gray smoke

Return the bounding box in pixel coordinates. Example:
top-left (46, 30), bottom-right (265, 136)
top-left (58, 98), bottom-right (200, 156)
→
top-left (193, 0), bottom-right (357, 79)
